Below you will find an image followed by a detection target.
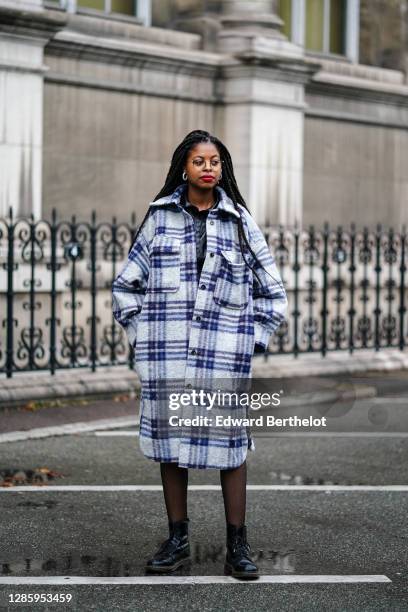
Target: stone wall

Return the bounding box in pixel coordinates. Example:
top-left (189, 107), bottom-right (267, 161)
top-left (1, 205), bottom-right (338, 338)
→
top-left (42, 12), bottom-right (216, 223)
top-left (303, 117), bottom-right (408, 228)
top-left (43, 81), bottom-right (215, 223)
top-left (20, 5), bottom-right (408, 229)
top-left (303, 57), bottom-right (408, 228)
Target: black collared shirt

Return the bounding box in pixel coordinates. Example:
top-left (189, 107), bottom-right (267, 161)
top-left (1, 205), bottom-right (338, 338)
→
top-left (182, 191), bottom-right (219, 276)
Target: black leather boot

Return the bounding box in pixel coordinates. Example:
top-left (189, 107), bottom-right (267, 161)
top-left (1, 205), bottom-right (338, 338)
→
top-left (145, 518), bottom-right (190, 573)
top-left (224, 523), bottom-right (259, 580)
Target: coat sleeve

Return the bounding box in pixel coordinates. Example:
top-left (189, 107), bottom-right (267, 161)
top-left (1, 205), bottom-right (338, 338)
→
top-left (111, 211), bottom-right (154, 348)
top-left (240, 207), bottom-right (289, 353)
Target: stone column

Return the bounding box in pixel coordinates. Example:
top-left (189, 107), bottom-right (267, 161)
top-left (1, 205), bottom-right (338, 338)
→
top-left (0, 0), bottom-right (65, 219)
top-left (216, 0), bottom-right (320, 227)
top-left (173, 0), bottom-right (320, 227)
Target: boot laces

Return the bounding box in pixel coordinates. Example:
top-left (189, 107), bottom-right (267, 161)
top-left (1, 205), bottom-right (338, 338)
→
top-left (157, 535), bottom-right (182, 556)
top-left (231, 535), bottom-right (251, 557)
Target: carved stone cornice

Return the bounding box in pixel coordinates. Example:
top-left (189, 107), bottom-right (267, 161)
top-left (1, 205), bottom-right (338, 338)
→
top-left (0, 3), bottom-right (66, 40)
top-left (46, 29), bottom-right (221, 78)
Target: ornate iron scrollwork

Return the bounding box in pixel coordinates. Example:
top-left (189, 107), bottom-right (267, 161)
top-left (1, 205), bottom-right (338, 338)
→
top-left (1, 210), bottom-right (406, 376)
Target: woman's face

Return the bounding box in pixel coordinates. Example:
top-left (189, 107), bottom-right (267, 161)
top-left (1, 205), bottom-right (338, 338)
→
top-left (184, 142), bottom-right (222, 190)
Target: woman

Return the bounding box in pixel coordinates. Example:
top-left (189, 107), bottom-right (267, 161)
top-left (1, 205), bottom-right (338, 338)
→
top-left (112, 130), bottom-right (288, 580)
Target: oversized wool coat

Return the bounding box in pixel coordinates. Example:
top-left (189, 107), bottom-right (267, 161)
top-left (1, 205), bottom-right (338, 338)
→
top-left (112, 184), bottom-right (288, 469)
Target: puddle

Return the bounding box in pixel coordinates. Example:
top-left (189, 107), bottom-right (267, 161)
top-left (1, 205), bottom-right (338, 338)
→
top-left (269, 471), bottom-right (362, 486)
top-left (0, 547), bottom-right (296, 576)
top-left (193, 544), bottom-right (295, 572)
top-left (0, 468), bottom-right (65, 487)
top-left (16, 500), bottom-right (58, 510)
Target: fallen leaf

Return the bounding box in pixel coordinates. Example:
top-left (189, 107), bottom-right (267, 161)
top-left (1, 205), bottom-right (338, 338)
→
top-left (22, 402), bottom-right (36, 411)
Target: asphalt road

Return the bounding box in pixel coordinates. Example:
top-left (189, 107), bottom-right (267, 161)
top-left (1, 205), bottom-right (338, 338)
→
top-left (0, 373), bottom-right (408, 611)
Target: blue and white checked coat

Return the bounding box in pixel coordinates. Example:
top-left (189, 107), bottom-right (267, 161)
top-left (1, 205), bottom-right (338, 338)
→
top-left (112, 184), bottom-right (288, 469)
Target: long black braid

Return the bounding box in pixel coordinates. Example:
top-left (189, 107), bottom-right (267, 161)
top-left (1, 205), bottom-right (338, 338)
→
top-left (130, 130), bottom-right (279, 289)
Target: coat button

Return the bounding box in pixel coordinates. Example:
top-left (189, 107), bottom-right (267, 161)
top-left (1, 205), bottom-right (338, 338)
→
top-left (191, 349), bottom-right (197, 355)
top-left (209, 220), bottom-right (214, 225)
top-left (210, 253), bottom-right (215, 257)
top-left (200, 283), bottom-right (206, 290)
top-left (195, 315), bottom-right (201, 322)
top-left (186, 383), bottom-right (192, 389)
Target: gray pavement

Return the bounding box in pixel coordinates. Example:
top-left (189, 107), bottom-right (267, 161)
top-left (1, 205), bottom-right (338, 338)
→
top-left (0, 371), bottom-right (408, 610)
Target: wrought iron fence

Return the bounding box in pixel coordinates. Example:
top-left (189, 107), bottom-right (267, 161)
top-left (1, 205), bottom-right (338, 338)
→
top-left (0, 208), bottom-right (406, 377)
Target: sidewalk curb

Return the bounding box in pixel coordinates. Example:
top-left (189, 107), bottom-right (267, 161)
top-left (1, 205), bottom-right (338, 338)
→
top-left (0, 348), bottom-right (407, 409)
top-left (0, 416), bottom-right (140, 444)
top-left (0, 368), bottom-right (141, 409)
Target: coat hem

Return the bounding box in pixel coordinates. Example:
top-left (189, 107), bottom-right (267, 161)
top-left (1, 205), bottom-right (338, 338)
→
top-left (140, 451), bottom-right (249, 470)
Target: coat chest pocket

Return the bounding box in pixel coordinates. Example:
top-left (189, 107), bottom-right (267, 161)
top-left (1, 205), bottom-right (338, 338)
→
top-left (213, 250), bottom-right (250, 309)
top-left (148, 235), bottom-right (181, 293)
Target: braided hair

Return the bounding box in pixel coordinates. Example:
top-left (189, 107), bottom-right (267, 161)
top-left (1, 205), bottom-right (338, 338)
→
top-left (131, 129), bottom-right (276, 287)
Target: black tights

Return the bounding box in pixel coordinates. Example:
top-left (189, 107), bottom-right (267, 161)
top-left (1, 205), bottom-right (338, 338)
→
top-left (160, 460), bottom-right (247, 528)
